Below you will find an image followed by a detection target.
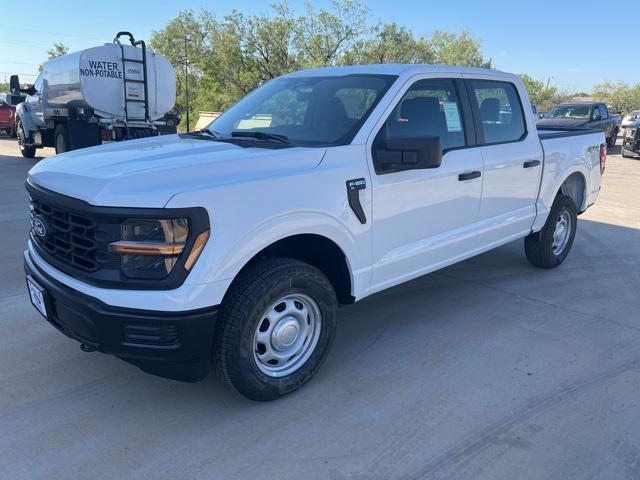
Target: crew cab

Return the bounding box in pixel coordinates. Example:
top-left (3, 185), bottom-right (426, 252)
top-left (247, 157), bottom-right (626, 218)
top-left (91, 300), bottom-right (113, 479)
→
top-left (23, 65), bottom-right (606, 401)
top-left (537, 101), bottom-right (619, 147)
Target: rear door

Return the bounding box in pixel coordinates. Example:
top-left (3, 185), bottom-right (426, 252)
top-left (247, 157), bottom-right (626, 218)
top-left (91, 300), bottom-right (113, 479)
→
top-left (465, 76), bottom-right (543, 248)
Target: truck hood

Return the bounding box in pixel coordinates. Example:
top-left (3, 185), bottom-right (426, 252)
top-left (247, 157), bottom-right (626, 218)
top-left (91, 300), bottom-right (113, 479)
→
top-left (536, 118), bottom-right (591, 128)
top-left (28, 134), bottom-right (326, 207)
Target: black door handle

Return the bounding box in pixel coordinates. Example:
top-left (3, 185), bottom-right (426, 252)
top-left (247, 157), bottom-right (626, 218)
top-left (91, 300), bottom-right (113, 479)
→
top-left (458, 171), bottom-right (481, 181)
top-left (523, 159), bottom-right (541, 168)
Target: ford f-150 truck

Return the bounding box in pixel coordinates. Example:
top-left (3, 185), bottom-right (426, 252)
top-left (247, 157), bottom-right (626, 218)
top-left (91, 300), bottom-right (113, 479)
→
top-left (537, 101), bottom-right (619, 147)
top-left (23, 65), bottom-right (606, 401)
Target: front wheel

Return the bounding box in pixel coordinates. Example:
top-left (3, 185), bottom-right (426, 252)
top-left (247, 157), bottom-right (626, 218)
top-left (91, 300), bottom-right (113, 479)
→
top-left (524, 195), bottom-right (578, 269)
top-left (213, 258), bottom-right (338, 401)
top-left (17, 120), bottom-right (36, 158)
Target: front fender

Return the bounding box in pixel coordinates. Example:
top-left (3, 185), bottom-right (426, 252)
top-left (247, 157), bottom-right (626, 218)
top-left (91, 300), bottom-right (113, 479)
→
top-left (208, 212), bottom-right (369, 298)
top-left (15, 103), bottom-right (36, 133)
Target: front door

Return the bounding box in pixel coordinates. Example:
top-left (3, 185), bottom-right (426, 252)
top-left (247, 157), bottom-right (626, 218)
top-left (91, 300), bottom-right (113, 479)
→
top-left (368, 76), bottom-right (484, 293)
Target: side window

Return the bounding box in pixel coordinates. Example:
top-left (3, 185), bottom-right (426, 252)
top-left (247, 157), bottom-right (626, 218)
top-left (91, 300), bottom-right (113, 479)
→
top-left (600, 105), bottom-right (609, 119)
top-left (33, 75), bottom-right (43, 93)
top-left (27, 75), bottom-right (43, 104)
top-left (469, 80), bottom-right (525, 144)
top-left (592, 106), bottom-right (604, 119)
top-left (380, 79), bottom-right (466, 151)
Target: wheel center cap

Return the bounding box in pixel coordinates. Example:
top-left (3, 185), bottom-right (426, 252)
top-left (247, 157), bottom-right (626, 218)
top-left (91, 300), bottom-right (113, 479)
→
top-left (272, 317), bottom-right (299, 351)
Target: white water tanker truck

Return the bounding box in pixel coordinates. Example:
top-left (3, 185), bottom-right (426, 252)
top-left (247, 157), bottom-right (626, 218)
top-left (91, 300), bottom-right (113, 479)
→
top-left (11, 32), bottom-right (176, 157)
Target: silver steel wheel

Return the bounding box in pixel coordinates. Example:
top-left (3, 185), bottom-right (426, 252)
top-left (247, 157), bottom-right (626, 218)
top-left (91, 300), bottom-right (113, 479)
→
top-left (253, 293), bottom-right (322, 377)
top-left (552, 209), bottom-right (572, 255)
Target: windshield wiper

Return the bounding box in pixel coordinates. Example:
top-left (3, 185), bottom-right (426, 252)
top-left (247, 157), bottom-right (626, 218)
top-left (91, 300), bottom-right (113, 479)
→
top-left (182, 129), bottom-right (223, 140)
top-left (230, 131), bottom-right (290, 144)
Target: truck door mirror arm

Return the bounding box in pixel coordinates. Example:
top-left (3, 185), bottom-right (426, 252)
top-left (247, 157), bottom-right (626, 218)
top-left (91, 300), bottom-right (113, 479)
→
top-left (373, 136), bottom-right (443, 174)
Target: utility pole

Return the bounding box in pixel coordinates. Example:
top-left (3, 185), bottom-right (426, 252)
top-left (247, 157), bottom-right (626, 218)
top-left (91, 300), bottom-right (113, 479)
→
top-left (546, 76), bottom-right (551, 89)
top-left (183, 36), bottom-right (191, 132)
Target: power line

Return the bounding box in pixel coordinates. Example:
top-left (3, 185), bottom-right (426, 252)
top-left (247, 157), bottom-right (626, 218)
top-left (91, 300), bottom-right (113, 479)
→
top-left (0, 60), bottom-right (40, 66)
top-left (0, 71), bottom-right (38, 77)
top-left (0, 24), bottom-right (103, 42)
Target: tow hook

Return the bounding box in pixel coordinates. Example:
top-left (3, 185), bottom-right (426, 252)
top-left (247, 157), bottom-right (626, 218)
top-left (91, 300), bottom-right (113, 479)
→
top-left (80, 343), bottom-right (96, 353)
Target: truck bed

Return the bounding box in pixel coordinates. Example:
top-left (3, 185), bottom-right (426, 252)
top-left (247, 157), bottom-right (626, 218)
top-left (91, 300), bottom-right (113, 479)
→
top-left (537, 126), bottom-right (603, 139)
top-left (535, 126), bottom-right (605, 219)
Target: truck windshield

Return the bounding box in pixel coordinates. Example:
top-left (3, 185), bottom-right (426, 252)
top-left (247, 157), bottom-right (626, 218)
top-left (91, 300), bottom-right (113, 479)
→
top-left (207, 74), bottom-right (396, 146)
top-left (546, 105), bottom-right (591, 119)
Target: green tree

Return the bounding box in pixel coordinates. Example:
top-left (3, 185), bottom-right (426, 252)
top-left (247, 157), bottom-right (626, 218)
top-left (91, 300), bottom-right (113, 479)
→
top-left (149, 1), bottom-right (492, 131)
top-left (592, 81), bottom-right (640, 115)
top-left (429, 30), bottom-right (491, 67)
top-left (518, 74), bottom-right (576, 111)
top-left (38, 42), bottom-right (69, 72)
top-left (343, 23), bottom-right (432, 64)
top-left (295, 0), bottom-right (368, 67)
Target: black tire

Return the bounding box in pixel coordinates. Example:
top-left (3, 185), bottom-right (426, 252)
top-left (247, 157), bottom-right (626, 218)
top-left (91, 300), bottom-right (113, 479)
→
top-left (607, 129), bottom-right (618, 148)
top-left (213, 258), bottom-right (338, 401)
top-left (17, 120), bottom-right (36, 158)
top-left (10, 125), bottom-right (17, 138)
top-left (524, 195), bottom-right (578, 269)
top-left (54, 123), bottom-right (69, 154)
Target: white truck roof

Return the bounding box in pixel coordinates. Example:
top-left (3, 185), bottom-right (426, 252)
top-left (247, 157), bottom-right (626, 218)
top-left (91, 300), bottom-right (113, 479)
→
top-left (284, 64), bottom-right (516, 80)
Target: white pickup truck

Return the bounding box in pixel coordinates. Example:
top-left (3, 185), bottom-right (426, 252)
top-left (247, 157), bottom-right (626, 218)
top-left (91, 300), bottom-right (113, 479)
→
top-left (24, 65), bottom-right (606, 400)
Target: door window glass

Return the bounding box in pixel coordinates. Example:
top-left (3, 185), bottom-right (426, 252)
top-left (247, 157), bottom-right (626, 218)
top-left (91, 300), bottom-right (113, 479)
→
top-left (381, 79), bottom-right (466, 151)
top-left (469, 80), bottom-right (525, 144)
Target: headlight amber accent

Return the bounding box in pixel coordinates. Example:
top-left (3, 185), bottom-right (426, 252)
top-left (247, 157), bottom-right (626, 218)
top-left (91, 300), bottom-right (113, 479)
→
top-left (184, 230), bottom-right (210, 271)
top-left (110, 241), bottom-right (185, 255)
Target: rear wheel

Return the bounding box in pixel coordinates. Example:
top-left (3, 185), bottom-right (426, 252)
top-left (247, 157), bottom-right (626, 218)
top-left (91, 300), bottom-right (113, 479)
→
top-left (54, 123), bottom-right (70, 154)
top-left (607, 129), bottom-right (618, 148)
top-left (17, 120), bottom-right (36, 158)
top-left (213, 258), bottom-right (338, 401)
top-left (524, 195), bottom-right (578, 269)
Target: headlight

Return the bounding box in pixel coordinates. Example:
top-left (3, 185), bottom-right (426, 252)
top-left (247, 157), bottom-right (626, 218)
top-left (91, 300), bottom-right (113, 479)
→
top-left (110, 218), bottom-right (208, 279)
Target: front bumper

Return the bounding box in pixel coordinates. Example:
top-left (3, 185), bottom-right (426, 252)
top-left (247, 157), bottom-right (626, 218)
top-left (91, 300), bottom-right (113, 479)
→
top-left (24, 250), bottom-right (218, 382)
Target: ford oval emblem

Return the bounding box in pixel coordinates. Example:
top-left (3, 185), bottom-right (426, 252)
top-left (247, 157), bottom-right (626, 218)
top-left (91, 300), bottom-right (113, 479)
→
top-left (31, 217), bottom-right (47, 237)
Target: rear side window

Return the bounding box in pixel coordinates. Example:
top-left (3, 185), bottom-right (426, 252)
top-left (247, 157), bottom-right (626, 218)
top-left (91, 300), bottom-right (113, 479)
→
top-left (469, 80), bottom-right (525, 144)
top-left (381, 79), bottom-right (466, 151)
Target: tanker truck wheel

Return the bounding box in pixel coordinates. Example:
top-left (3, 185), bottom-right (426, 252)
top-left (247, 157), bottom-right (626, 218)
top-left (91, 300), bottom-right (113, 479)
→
top-left (54, 124), bottom-right (70, 154)
top-left (17, 120), bottom-right (36, 159)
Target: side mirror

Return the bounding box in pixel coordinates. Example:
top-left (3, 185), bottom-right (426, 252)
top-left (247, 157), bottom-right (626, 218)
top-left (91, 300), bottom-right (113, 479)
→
top-left (374, 136), bottom-right (442, 174)
top-left (592, 114), bottom-right (602, 121)
top-left (24, 85), bottom-right (37, 96)
top-left (9, 75), bottom-right (19, 94)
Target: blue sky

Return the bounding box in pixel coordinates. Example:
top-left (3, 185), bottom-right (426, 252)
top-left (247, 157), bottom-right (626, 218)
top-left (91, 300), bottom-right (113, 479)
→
top-left (0, 0), bottom-right (629, 92)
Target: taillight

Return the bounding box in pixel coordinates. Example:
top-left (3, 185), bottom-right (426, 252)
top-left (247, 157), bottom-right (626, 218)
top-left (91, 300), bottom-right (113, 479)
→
top-left (599, 144), bottom-right (606, 175)
top-left (100, 128), bottom-right (113, 141)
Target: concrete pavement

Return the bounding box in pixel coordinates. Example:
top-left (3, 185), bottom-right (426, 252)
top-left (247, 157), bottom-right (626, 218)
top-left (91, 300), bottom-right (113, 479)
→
top-left (1, 136), bottom-right (639, 479)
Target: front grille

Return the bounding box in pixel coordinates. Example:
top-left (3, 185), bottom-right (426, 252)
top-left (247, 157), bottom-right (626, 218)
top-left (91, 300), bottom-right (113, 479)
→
top-left (26, 181), bottom-right (209, 290)
top-left (30, 197), bottom-right (101, 272)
